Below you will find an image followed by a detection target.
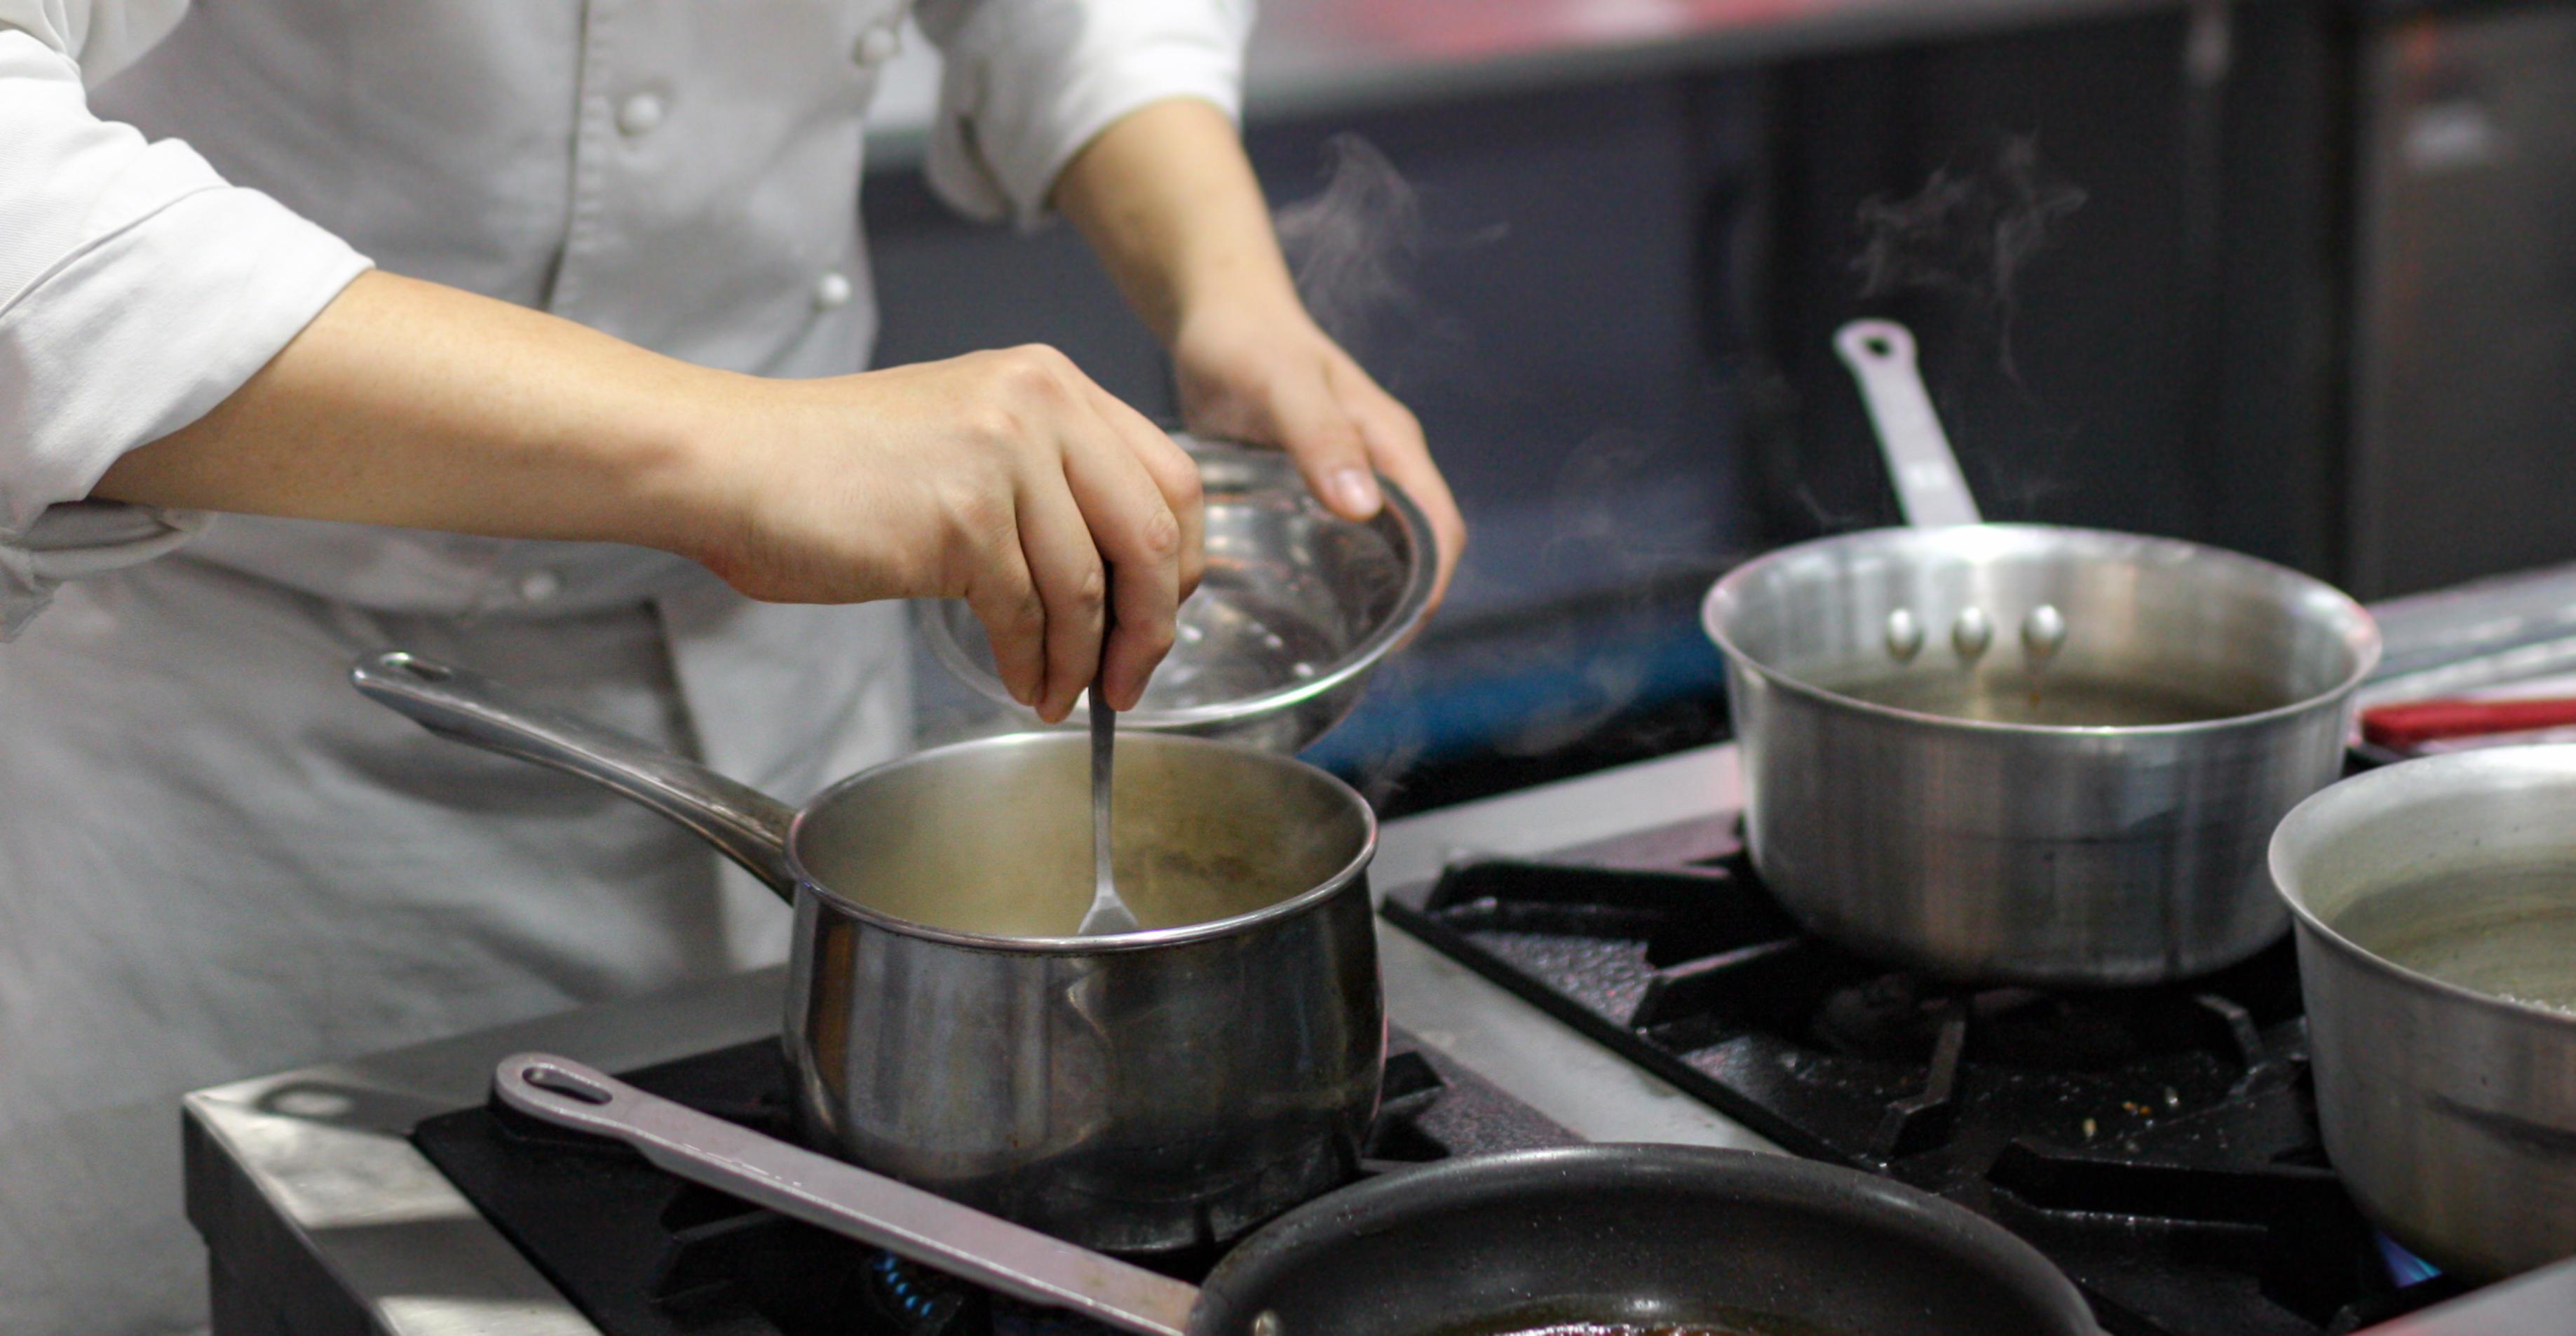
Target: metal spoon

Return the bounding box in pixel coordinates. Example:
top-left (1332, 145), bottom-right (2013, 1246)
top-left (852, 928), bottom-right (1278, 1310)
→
top-left (1079, 675), bottom-right (1139, 936)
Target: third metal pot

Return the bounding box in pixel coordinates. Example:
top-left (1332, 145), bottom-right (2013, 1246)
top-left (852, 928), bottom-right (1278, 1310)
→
top-left (2271, 746), bottom-right (2576, 1281)
top-left (1701, 323), bottom-right (2380, 984)
top-left (351, 650), bottom-right (1382, 1255)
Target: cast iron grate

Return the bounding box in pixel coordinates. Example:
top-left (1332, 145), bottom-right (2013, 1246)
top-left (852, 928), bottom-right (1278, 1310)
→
top-left (1378, 838), bottom-right (2468, 1336)
top-left (412, 1032), bottom-right (1575, 1336)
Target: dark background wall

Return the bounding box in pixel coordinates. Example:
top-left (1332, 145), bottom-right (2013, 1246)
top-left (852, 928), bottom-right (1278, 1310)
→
top-left (867, 78), bottom-right (1764, 804)
top-left (866, 4), bottom-right (2381, 809)
top-left (1748, 2), bottom-right (2350, 578)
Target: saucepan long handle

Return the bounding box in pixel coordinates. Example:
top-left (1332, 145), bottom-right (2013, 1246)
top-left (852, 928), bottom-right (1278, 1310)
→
top-left (494, 1053), bottom-right (1202, 1336)
top-left (1836, 319), bottom-right (1985, 529)
top-left (350, 650), bottom-right (800, 900)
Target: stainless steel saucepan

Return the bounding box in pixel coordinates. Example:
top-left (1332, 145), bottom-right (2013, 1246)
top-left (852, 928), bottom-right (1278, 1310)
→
top-left (350, 651), bottom-right (1383, 1255)
top-left (2271, 746), bottom-right (2576, 1281)
top-left (1701, 321), bottom-right (2380, 984)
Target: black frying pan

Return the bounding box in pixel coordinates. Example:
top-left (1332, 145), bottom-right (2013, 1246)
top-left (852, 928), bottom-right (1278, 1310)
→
top-left (496, 1053), bottom-right (2098, 1336)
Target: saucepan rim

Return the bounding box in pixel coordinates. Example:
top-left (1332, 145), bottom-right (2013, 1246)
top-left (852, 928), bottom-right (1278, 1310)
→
top-left (2270, 745), bottom-right (2576, 1030)
top-left (784, 728), bottom-right (1379, 954)
top-left (1703, 521), bottom-right (2382, 738)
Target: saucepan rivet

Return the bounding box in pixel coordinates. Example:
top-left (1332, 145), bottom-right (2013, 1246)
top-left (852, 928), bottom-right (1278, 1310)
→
top-left (1252, 1312), bottom-right (1285, 1336)
top-left (1952, 607), bottom-right (1993, 660)
top-left (1885, 608), bottom-right (1925, 663)
top-left (2021, 604), bottom-right (2068, 663)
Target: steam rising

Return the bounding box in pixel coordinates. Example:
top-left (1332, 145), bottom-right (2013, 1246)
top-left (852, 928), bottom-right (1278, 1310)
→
top-left (1274, 135), bottom-right (1493, 370)
top-left (1495, 429), bottom-right (1718, 758)
top-left (1268, 137), bottom-right (1466, 805)
top-left (1268, 139), bottom-right (1715, 800)
top-left (1850, 135), bottom-right (2087, 374)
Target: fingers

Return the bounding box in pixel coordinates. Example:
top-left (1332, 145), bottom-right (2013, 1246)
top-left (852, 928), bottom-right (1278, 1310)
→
top-left (1012, 461), bottom-right (1109, 723)
top-left (1055, 401), bottom-right (1186, 713)
top-left (1331, 358), bottom-right (1465, 608)
top-left (988, 346), bottom-right (1192, 717)
top-left (961, 526), bottom-right (1048, 709)
top-left (1073, 377), bottom-right (1207, 605)
top-left (1263, 355), bottom-right (1383, 522)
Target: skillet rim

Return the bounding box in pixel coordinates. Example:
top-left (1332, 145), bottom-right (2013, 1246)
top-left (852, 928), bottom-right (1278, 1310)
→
top-left (1188, 1142), bottom-right (2100, 1336)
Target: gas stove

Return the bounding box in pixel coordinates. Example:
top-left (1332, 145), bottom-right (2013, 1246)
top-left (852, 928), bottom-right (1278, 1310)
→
top-left (411, 1032), bottom-right (1572, 1336)
top-left (1385, 830), bottom-right (2419, 1336)
top-left (185, 743), bottom-right (2576, 1336)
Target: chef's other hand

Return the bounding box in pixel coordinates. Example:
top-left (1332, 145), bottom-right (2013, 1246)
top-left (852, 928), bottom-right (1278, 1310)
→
top-left (1050, 99), bottom-right (1465, 610)
top-left (695, 345), bottom-right (1202, 721)
top-left (1171, 301), bottom-right (1465, 608)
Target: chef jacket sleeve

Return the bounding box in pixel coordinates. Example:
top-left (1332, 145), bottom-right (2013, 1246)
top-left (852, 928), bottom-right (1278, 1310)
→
top-left (0, 2), bottom-right (372, 639)
top-left (913, 0), bottom-right (1254, 229)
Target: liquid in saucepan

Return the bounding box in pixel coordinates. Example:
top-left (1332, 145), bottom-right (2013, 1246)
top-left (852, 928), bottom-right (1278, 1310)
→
top-left (2329, 866), bottom-right (2576, 1016)
top-left (1812, 666), bottom-right (2285, 727)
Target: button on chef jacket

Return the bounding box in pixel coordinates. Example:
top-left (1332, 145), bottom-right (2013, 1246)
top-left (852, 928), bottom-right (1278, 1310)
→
top-left (0, 1), bottom-right (1250, 1331)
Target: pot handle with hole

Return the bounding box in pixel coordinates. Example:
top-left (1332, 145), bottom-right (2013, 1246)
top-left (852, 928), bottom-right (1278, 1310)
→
top-left (494, 1053), bottom-right (1202, 1336)
top-left (351, 650), bottom-right (799, 900)
top-left (1835, 319), bottom-right (1984, 529)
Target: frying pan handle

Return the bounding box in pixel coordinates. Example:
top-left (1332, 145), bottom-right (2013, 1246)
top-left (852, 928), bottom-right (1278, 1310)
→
top-left (351, 650), bottom-right (799, 900)
top-left (1835, 320), bottom-right (1985, 529)
top-left (493, 1053), bottom-right (1201, 1336)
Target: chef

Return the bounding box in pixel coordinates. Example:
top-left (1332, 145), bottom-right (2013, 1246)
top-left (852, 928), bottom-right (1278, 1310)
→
top-left (0, 1), bottom-right (1465, 1331)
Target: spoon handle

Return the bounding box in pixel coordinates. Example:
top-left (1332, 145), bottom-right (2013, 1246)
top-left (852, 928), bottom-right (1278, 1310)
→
top-left (1092, 684), bottom-right (1115, 900)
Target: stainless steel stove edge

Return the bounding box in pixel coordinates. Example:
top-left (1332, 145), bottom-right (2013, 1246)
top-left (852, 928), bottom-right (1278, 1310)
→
top-left (186, 964), bottom-right (782, 1335)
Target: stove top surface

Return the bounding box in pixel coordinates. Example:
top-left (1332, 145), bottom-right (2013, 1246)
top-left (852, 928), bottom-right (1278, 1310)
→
top-left (412, 1031), bottom-right (1577, 1336)
top-left (183, 741), bottom-right (2576, 1336)
top-left (1381, 830), bottom-right (2467, 1336)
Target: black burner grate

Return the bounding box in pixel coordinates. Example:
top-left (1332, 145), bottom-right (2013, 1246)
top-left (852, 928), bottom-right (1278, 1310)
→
top-left (1380, 837), bottom-right (2465, 1336)
top-left (412, 1031), bottom-right (1576, 1336)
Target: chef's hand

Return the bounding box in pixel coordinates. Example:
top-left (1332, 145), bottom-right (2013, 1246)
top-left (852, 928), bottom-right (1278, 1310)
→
top-left (695, 346), bottom-right (1202, 720)
top-left (1054, 99), bottom-right (1466, 607)
top-left (1168, 299), bottom-right (1463, 606)
top-left (90, 274), bottom-right (1196, 723)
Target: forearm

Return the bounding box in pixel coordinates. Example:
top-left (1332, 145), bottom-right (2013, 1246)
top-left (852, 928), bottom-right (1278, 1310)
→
top-left (1052, 98), bottom-right (1303, 344)
top-left (92, 271), bottom-right (725, 557)
top-left (88, 268), bottom-right (1200, 717)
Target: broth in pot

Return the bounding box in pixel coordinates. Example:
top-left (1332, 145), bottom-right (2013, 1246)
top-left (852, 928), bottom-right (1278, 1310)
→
top-left (1814, 666), bottom-right (2293, 728)
top-left (2330, 865), bottom-right (2576, 1016)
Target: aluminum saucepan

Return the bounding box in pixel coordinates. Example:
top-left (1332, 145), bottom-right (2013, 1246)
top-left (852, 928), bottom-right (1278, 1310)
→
top-left (2270, 746), bottom-right (2576, 1281)
top-left (351, 650), bottom-right (1383, 1255)
top-left (498, 1053), bottom-right (2103, 1336)
top-left (1702, 322), bottom-right (2379, 984)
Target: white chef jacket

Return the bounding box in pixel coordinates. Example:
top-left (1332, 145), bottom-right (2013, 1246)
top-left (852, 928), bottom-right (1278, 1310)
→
top-left (0, 1), bottom-right (1249, 1332)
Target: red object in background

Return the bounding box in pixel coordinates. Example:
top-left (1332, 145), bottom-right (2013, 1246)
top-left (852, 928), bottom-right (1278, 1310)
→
top-left (2359, 697), bottom-right (2576, 748)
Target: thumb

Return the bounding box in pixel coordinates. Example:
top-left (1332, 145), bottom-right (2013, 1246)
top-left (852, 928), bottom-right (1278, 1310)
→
top-left (1267, 360), bottom-right (1382, 521)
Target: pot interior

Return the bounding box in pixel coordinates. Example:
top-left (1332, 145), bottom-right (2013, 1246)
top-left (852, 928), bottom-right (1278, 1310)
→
top-left (1708, 525), bottom-right (2375, 727)
top-left (2275, 749), bottom-right (2576, 1016)
top-left (792, 732), bottom-right (1371, 940)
